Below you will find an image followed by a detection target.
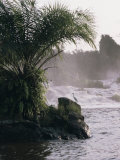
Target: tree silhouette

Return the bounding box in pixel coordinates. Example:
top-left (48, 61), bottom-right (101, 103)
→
top-left (0, 0), bottom-right (96, 120)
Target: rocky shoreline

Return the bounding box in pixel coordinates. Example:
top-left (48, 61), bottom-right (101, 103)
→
top-left (0, 98), bottom-right (90, 142)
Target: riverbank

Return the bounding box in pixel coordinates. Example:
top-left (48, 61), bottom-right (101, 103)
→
top-left (0, 98), bottom-right (90, 142)
top-left (0, 108), bottom-right (119, 160)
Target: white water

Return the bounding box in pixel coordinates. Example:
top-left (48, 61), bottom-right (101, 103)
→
top-left (45, 78), bottom-right (120, 160)
top-left (47, 108), bottom-right (120, 160)
top-left (1, 78), bottom-right (120, 160)
top-left (46, 78), bottom-right (120, 108)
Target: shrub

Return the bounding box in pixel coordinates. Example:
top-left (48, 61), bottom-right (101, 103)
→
top-left (0, 0), bottom-right (95, 120)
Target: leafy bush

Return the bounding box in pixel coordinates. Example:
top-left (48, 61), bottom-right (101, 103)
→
top-left (40, 106), bottom-right (58, 127)
top-left (0, 67), bottom-right (47, 120)
top-left (0, 0), bottom-right (95, 120)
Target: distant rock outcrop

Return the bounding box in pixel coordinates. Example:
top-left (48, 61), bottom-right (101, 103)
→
top-left (110, 94), bottom-right (120, 102)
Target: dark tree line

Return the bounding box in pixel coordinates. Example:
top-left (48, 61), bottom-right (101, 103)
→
top-left (47, 35), bottom-right (120, 86)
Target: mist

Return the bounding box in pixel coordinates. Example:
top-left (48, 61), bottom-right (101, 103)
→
top-left (46, 34), bottom-right (120, 87)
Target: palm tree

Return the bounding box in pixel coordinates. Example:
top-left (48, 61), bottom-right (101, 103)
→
top-left (0, 0), bottom-right (96, 120)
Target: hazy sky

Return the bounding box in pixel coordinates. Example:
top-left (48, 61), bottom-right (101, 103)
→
top-left (38, 0), bottom-right (120, 51)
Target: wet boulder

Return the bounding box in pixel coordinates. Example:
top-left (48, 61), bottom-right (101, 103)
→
top-left (58, 97), bottom-right (90, 139)
top-left (0, 120), bottom-right (43, 143)
top-left (58, 97), bottom-right (81, 115)
top-left (68, 112), bottom-right (90, 139)
top-left (0, 98), bottom-right (90, 142)
top-left (68, 112), bottom-right (84, 121)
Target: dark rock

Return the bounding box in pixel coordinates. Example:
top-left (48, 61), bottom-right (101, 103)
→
top-left (68, 112), bottom-right (84, 121)
top-left (0, 121), bottom-right (42, 143)
top-left (0, 98), bottom-right (90, 142)
top-left (42, 127), bottom-right (59, 140)
top-left (58, 97), bottom-right (81, 115)
top-left (61, 135), bottom-right (69, 140)
top-left (67, 120), bottom-right (90, 139)
top-left (67, 111), bottom-right (90, 139)
top-left (58, 97), bottom-right (90, 139)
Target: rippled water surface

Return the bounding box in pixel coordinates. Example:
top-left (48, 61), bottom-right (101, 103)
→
top-left (0, 108), bottom-right (120, 160)
top-left (1, 79), bottom-right (120, 160)
top-left (47, 108), bottom-right (120, 160)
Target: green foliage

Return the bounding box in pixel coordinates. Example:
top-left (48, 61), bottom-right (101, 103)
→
top-left (58, 103), bottom-right (81, 121)
top-left (58, 105), bottom-right (68, 121)
top-left (0, 66), bottom-right (47, 120)
top-left (0, 0), bottom-right (96, 69)
top-left (0, 0), bottom-right (95, 120)
top-left (40, 106), bottom-right (59, 127)
top-left (67, 104), bottom-right (81, 114)
top-left (41, 102), bottom-right (81, 128)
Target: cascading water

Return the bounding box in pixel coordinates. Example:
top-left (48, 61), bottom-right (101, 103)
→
top-left (46, 78), bottom-right (120, 108)
top-left (0, 77), bottom-right (120, 160)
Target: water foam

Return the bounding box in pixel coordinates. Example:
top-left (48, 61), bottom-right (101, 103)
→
top-left (46, 78), bottom-right (120, 108)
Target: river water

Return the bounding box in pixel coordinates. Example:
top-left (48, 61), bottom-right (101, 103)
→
top-left (0, 78), bottom-right (120, 160)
